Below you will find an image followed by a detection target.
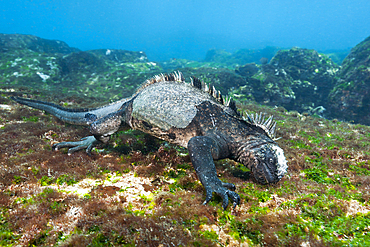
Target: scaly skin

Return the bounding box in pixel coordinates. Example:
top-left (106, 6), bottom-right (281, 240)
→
top-left (12, 72), bottom-right (288, 209)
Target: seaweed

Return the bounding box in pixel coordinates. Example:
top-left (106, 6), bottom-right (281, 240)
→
top-left (2, 48), bottom-right (370, 245)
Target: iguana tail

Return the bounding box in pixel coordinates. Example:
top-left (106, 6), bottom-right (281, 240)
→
top-left (11, 96), bottom-right (130, 125)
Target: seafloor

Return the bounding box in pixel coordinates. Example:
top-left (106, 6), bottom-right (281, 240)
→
top-left (1, 34), bottom-right (370, 246)
top-left (1, 89), bottom-right (370, 246)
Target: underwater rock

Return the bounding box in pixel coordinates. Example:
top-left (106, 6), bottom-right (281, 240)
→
top-left (328, 36), bottom-right (370, 125)
top-left (0, 33), bottom-right (79, 54)
top-left (270, 47), bottom-right (338, 111)
top-left (320, 49), bottom-right (350, 65)
top-left (247, 63), bottom-right (296, 106)
top-left (88, 49), bottom-right (148, 63)
top-left (232, 47), bottom-right (338, 113)
top-left (58, 51), bottom-right (107, 76)
top-left (235, 63), bottom-right (259, 77)
top-left (204, 46), bottom-right (279, 67)
top-left (0, 33), bottom-right (162, 103)
top-left (204, 49), bottom-right (233, 63)
top-left (180, 67), bottom-right (247, 95)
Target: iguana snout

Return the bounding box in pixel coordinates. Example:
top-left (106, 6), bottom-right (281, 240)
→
top-left (250, 143), bottom-right (288, 184)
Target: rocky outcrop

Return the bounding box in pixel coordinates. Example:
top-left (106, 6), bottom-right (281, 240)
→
top-left (271, 48), bottom-right (339, 111)
top-left (204, 46), bottom-right (279, 67)
top-left (88, 49), bottom-right (148, 63)
top-left (1, 33), bottom-right (369, 125)
top-left (0, 33), bottom-right (160, 102)
top-left (58, 51), bottom-right (107, 76)
top-left (235, 63), bottom-right (259, 77)
top-left (231, 48), bottom-right (339, 114)
top-left (181, 67), bottom-right (247, 96)
top-left (0, 34), bottom-right (79, 54)
top-left (328, 36), bottom-right (370, 125)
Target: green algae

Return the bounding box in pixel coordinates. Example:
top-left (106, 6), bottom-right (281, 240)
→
top-left (1, 34), bottom-right (370, 246)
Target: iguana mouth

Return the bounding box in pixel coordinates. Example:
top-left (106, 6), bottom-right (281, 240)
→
top-left (257, 162), bottom-right (276, 184)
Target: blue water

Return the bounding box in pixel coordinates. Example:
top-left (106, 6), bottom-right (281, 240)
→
top-left (1, 0), bottom-right (370, 61)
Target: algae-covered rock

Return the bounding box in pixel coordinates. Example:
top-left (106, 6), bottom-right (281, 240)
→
top-left (328, 36), bottom-right (370, 125)
top-left (231, 48), bottom-right (338, 113)
top-left (253, 64), bottom-right (296, 105)
top-left (58, 51), bottom-right (107, 76)
top-left (235, 63), bottom-right (259, 77)
top-left (0, 34), bottom-right (162, 102)
top-left (0, 49), bottom-right (62, 87)
top-left (180, 67), bottom-right (247, 95)
top-left (271, 48), bottom-right (339, 110)
top-left (204, 46), bottom-right (279, 67)
top-left (204, 49), bottom-right (233, 64)
top-left (321, 49), bottom-right (350, 65)
top-left (0, 33), bottom-right (79, 54)
top-left (88, 49), bottom-right (148, 63)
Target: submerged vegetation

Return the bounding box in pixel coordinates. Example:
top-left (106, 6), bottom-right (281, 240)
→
top-left (0, 33), bottom-right (370, 246)
top-left (1, 92), bottom-right (370, 246)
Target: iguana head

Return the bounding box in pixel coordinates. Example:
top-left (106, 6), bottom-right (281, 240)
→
top-left (249, 142), bottom-right (287, 184)
top-left (238, 112), bottom-right (288, 184)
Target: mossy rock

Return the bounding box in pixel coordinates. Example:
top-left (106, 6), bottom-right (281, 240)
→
top-left (204, 49), bottom-right (233, 63)
top-left (328, 35), bottom-right (370, 125)
top-left (271, 47), bottom-right (338, 108)
top-left (249, 64), bottom-right (295, 106)
top-left (0, 33), bottom-right (79, 54)
top-left (233, 48), bottom-right (338, 113)
top-left (230, 48), bottom-right (339, 114)
top-left (88, 49), bottom-right (148, 63)
top-left (58, 51), bottom-right (108, 76)
top-left (235, 63), bottom-right (259, 77)
top-left (181, 67), bottom-right (247, 95)
top-left (204, 46), bottom-right (279, 67)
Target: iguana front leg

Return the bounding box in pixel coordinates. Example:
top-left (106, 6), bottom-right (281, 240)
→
top-left (188, 136), bottom-right (240, 209)
top-left (53, 110), bottom-right (124, 155)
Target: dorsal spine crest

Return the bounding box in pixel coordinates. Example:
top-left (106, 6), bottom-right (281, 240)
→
top-left (138, 72), bottom-right (278, 139)
top-left (244, 112), bottom-right (278, 140)
top-left (190, 75), bottom-right (239, 116)
top-left (136, 71), bottom-right (185, 94)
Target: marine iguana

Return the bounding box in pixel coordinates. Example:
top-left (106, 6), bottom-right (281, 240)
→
top-left (11, 71), bottom-right (287, 209)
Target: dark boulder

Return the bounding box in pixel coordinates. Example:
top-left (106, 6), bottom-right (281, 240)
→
top-left (271, 47), bottom-right (338, 109)
top-left (328, 36), bottom-right (370, 125)
top-left (235, 63), bottom-right (259, 77)
top-left (58, 51), bottom-right (107, 76)
top-left (231, 47), bottom-right (339, 114)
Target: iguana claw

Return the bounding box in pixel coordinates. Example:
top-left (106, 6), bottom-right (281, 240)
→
top-left (202, 180), bottom-right (241, 210)
top-left (52, 136), bottom-right (100, 155)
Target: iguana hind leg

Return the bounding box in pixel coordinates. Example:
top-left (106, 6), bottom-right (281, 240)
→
top-left (188, 136), bottom-right (240, 209)
top-left (53, 136), bottom-right (101, 155)
top-left (53, 109), bottom-right (125, 155)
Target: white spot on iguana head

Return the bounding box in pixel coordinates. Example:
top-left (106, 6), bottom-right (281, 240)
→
top-left (271, 145), bottom-right (288, 179)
